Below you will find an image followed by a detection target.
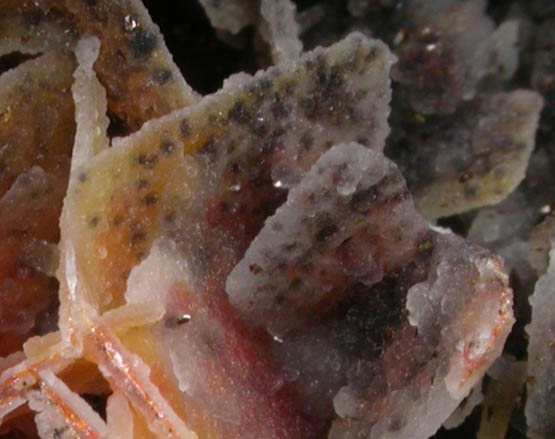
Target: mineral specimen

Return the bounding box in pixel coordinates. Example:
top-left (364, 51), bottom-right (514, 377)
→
top-left (526, 229), bottom-right (555, 439)
top-left (391, 0), bottom-right (519, 115)
top-left (476, 355), bottom-right (527, 439)
top-left (388, 90), bottom-right (543, 219)
top-left (0, 51), bottom-right (74, 356)
top-left (0, 0), bottom-right (197, 132)
top-left (197, 0), bottom-right (257, 34)
top-left (0, 1), bottom-right (553, 439)
top-left (198, 0), bottom-right (302, 63)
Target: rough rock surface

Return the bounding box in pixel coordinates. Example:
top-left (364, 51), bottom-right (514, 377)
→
top-left (127, 143), bottom-right (513, 439)
top-left (0, 0), bottom-right (197, 133)
top-left (197, 0), bottom-right (258, 34)
top-left (392, 0), bottom-right (519, 115)
top-left (387, 90), bottom-right (543, 219)
top-left (526, 239), bottom-right (555, 439)
top-left (57, 32), bottom-right (395, 319)
top-left (0, 51), bottom-right (74, 356)
top-left (260, 0), bottom-right (303, 62)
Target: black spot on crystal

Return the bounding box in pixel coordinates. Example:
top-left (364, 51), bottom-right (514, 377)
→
top-left (143, 193), bottom-right (158, 205)
top-left (316, 224), bottom-right (338, 243)
top-left (228, 101), bottom-right (252, 124)
top-left (249, 264), bottom-right (263, 275)
top-left (151, 69), bottom-right (172, 84)
top-left (300, 132), bottom-right (314, 151)
top-left (270, 97), bottom-right (289, 120)
top-left (160, 140), bottom-right (176, 155)
top-left (181, 118), bottom-right (191, 137)
top-left (131, 28), bottom-right (158, 60)
top-left (250, 118), bottom-right (268, 138)
top-left (137, 153), bottom-right (158, 168)
top-left (137, 178), bottom-right (150, 189)
top-left (130, 230), bottom-right (147, 246)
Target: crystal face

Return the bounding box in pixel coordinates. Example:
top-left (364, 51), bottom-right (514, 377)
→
top-left (0, 1), bottom-right (552, 439)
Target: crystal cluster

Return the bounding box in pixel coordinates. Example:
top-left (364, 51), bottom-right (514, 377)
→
top-left (0, 1), bottom-right (552, 439)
